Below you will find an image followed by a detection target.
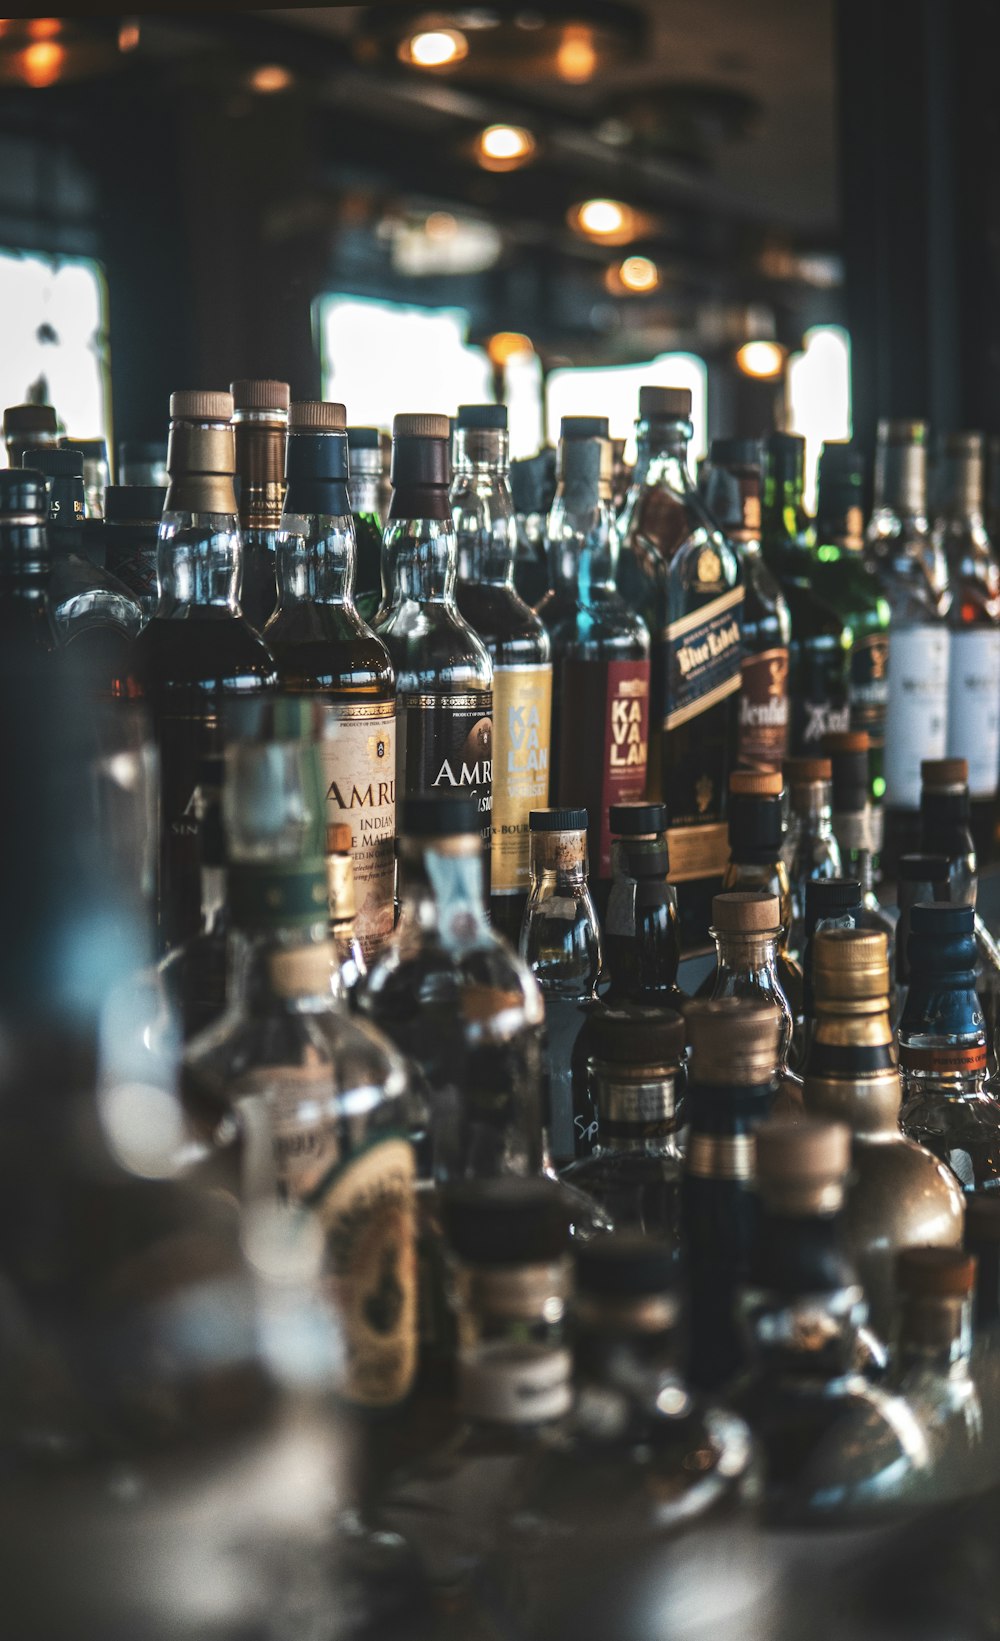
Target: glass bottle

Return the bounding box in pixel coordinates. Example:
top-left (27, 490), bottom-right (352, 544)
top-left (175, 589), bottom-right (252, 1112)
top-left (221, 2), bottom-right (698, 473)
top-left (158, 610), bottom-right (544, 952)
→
top-left (894, 850), bottom-right (953, 1024)
top-left (721, 768), bottom-right (804, 1017)
top-left (782, 756), bottom-right (843, 956)
top-left (117, 437), bottom-right (169, 487)
top-left (183, 734), bottom-right (419, 1414)
top-left (360, 793), bottom-right (544, 1183)
top-left (965, 1195), bottom-right (1000, 1491)
top-left (374, 414), bottom-right (494, 884)
top-left (813, 442), bottom-right (891, 809)
top-left (264, 400), bottom-right (397, 963)
top-left (453, 404), bottom-right (553, 944)
top-left (802, 927), bottom-right (964, 1341)
top-left (510, 447), bottom-right (556, 609)
top-left (898, 901), bottom-right (1000, 1190)
top-left (560, 1008), bottom-right (685, 1244)
top-left (824, 730), bottom-right (895, 935)
top-left (933, 432), bottom-right (1000, 858)
top-left (122, 390), bottom-right (277, 951)
top-left (3, 400), bottom-right (58, 466)
top-left (616, 385), bottom-right (706, 644)
top-left (102, 483), bottom-right (166, 621)
top-left (867, 419), bottom-right (951, 871)
top-left (231, 377), bottom-right (289, 632)
top-left (701, 436), bottom-right (791, 771)
top-left (66, 435), bottom-right (110, 520)
top-left (891, 1246), bottom-right (983, 1504)
top-left (682, 997), bottom-right (782, 1390)
top-left (760, 431), bottom-right (851, 755)
top-left (0, 468), bottom-right (57, 653)
top-left (731, 1117), bottom-right (932, 1525)
top-left (538, 416), bottom-right (650, 915)
top-left (602, 801), bottom-right (684, 1012)
top-left (920, 756), bottom-right (977, 904)
top-left (346, 424), bottom-right (388, 625)
top-left (519, 807), bottom-right (602, 1166)
top-left (800, 876), bottom-right (862, 1022)
top-left (698, 891), bottom-right (795, 1070)
top-left (158, 753), bottom-right (229, 1041)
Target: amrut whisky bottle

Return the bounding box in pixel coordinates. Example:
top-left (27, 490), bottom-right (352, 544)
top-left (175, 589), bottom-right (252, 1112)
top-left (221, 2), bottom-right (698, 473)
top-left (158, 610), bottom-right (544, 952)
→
top-left (124, 390), bottom-right (277, 950)
top-left (231, 377), bottom-right (289, 632)
top-left (374, 414), bottom-right (494, 879)
top-left (453, 404), bottom-right (552, 942)
top-left (346, 425), bottom-right (387, 625)
top-left (538, 417), bottom-right (649, 912)
top-left (264, 400), bottom-right (396, 961)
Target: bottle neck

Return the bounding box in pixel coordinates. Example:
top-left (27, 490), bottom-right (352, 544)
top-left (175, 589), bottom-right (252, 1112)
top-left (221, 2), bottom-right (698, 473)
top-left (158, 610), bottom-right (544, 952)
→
top-left (745, 1208), bottom-right (865, 1385)
top-left (592, 1061), bottom-right (682, 1156)
top-left (874, 442), bottom-right (928, 518)
top-left (898, 1295), bottom-right (973, 1380)
top-left (454, 1256), bottom-right (572, 1426)
top-left (383, 515), bottom-right (458, 606)
top-left (156, 512), bottom-right (243, 612)
top-left (546, 492), bottom-right (619, 597)
top-left (763, 462), bottom-right (807, 544)
top-left (226, 919), bottom-right (335, 1012)
top-left (276, 510), bottom-right (356, 608)
top-left (938, 453), bottom-right (983, 522)
top-left (349, 468), bottom-right (383, 520)
top-left (453, 428), bottom-right (515, 588)
top-left (0, 520), bottom-right (50, 601)
top-left (399, 838), bottom-right (489, 945)
top-left (233, 413), bottom-right (287, 531)
top-left (790, 784), bottom-right (834, 835)
top-left (805, 998), bottom-right (901, 1134)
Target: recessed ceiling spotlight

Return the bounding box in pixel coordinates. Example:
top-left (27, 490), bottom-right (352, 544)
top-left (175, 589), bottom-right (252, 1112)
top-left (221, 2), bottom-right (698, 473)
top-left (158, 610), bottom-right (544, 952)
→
top-left (735, 339), bottom-right (786, 379)
top-left (610, 255), bottom-right (659, 294)
top-left (487, 331), bottom-right (534, 365)
top-left (570, 198), bottom-right (638, 245)
top-left (475, 123), bottom-right (536, 171)
top-left (555, 22), bottom-right (597, 82)
top-left (400, 26), bottom-right (468, 67)
top-left (249, 63), bottom-right (293, 93)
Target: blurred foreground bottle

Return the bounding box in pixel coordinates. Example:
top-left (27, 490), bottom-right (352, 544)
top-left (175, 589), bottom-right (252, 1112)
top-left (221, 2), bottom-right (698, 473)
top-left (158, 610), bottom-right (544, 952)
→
top-left (0, 468), bottom-right (56, 652)
top-left (158, 753), bottom-right (229, 1040)
top-left (346, 424), bottom-right (388, 624)
top-left (510, 447), bottom-right (555, 607)
top-left (602, 801), bottom-right (684, 1012)
top-left (890, 1246), bottom-right (982, 1504)
top-left (231, 377), bottom-right (289, 631)
top-left (782, 756), bottom-right (843, 957)
top-left (102, 483), bottom-right (166, 619)
top-left (3, 400), bottom-right (58, 465)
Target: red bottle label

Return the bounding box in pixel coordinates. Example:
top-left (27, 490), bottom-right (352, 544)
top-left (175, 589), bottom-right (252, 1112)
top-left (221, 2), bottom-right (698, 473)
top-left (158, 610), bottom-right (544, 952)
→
top-left (599, 661), bottom-right (651, 875)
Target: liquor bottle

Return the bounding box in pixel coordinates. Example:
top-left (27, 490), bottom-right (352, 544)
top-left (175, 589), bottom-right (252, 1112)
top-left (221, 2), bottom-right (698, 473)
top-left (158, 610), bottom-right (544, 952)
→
top-left (824, 730), bottom-right (895, 938)
top-left (183, 735), bottom-right (418, 1413)
top-left (538, 416), bottom-right (649, 912)
top-left (800, 875), bottom-right (862, 1021)
top-left (102, 483), bottom-right (165, 620)
top-left (781, 756), bottom-right (843, 956)
top-left (682, 997), bottom-right (782, 1390)
top-left (374, 414), bottom-right (494, 880)
top-left (118, 437), bottom-right (168, 487)
top-left (701, 437), bottom-right (791, 771)
top-left (813, 442), bottom-right (890, 809)
top-left (509, 447), bottom-right (555, 608)
top-left (158, 753), bottom-right (228, 1041)
top-left (64, 435), bottom-right (110, 520)
top-left (891, 1247), bottom-right (983, 1504)
top-left (760, 432), bottom-right (850, 755)
top-left (519, 807), bottom-right (602, 1165)
top-left (263, 399), bottom-right (397, 962)
top-left (560, 1009), bottom-right (685, 1244)
top-left (452, 404), bottom-right (553, 944)
top-left (602, 801), bottom-right (684, 1012)
top-left (616, 385), bottom-right (699, 635)
top-left (698, 892), bottom-right (796, 1071)
top-left (123, 390), bottom-right (277, 951)
top-left (731, 1117), bottom-right (932, 1525)
top-left (933, 432), bottom-right (1000, 858)
top-left (360, 793), bottom-right (544, 1182)
top-left (894, 851), bottom-right (952, 1022)
top-left (720, 769), bottom-right (804, 1017)
top-left (867, 420), bottom-right (951, 869)
top-left (0, 468), bottom-right (56, 653)
top-left (326, 821), bottom-right (366, 995)
top-left (966, 1195), bottom-right (1000, 1470)
top-left (346, 424), bottom-right (387, 625)
top-left (898, 901), bottom-right (1000, 1190)
top-left (802, 927), bottom-right (964, 1340)
top-left (920, 756), bottom-right (976, 904)
top-left (231, 377), bottom-right (289, 632)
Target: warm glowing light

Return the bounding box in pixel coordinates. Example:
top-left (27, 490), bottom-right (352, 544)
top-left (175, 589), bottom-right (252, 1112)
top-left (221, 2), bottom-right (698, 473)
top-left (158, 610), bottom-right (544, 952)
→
top-left (28, 17), bottom-right (60, 40)
top-left (20, 39), bottom-right (64, 86)
top-left (424, 211), bottom-right (458, 241)
top-left (571, 198), bottom-right (637, 245)
top-left (249, 62), bottom-right (293, 93)
top-left (402, 27), bottom-right (468, 67)
top-left (615, 256), bottom-right (659, 294)
top-left (735, 339), bottom-right (786, 379)
top-left (118, 19), bottom-right (140, 52)
top-left (556, 23), bottom-right (597, 82)
top-left (487, 331), bottom-right (534, 366)
top-left (476, 123), bottom-right (536, 171)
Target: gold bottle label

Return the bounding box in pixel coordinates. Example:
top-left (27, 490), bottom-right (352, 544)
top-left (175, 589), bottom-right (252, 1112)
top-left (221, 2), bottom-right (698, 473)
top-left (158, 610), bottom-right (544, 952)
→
top-left (491, 663), bottom-right (552, 896)
top-left (315, 699), bottom-right (396, 959)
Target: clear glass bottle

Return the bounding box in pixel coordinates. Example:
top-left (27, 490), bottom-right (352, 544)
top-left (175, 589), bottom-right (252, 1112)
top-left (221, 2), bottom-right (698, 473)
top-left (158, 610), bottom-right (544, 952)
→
top-left (158, 752), bottom-right (229, 1041)
top-left (231, 377), bottom-right (289, 632)
top-left (102, 483), bottom-right (166, 621)
top-left (374, 414), bottom-right (494, 885)
top-left (890, 1245), bottom-right (983, 1504)
top-left (452, 404), bottom-right (553, 944)
top-left (802, 927), bottom-right (964, 1342)
top-left (123, 390), bottom-right (277, 952)
top-left (682, 997), bottom-right (782, 1390)
top-left (519, 807), bottom-right (602, 1166)
top-left (264, 400), bottom-right (397, 962)
top-left (602, 801), bottom-right (684, 1012)
top-left (898, 900), bottom-right (1000, 1190)
top-left (721, 768), bottom-right (804, 1017)
top-left (510, 447), bottom-right (556, 609)
top-left (346, 424), bottom-right (388, 626)
top-left (3, 399), bottom-right (58, 466)
top-left (867, 419), bottom-right (952, 871)
top-left (0, 468), bottom-right (57, 654)
top-left (538, 416), bottom-right (650, 915)
top-left (360, 793), bottom-right (544, 1183)
top-left (183, 735), bottom-right (419, 1413)
top-left (781, 756), bottom-right (843, 956)
top-left (731, 1117), bottom-right (932, 1525)
top-left (698, 891), bottom-right (796, 1070)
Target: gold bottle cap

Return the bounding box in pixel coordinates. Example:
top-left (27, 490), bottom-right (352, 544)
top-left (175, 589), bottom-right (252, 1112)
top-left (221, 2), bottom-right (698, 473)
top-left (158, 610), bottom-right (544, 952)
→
top-left (730, 769), bottom-right (783, 797)
top-left (326, 822), bottom-right (353, 855)
top-left (290, 400), bottom-right (347, 433)
top-left (921, 757), bottom-right (968, 789)
top-left (896, 1246), bottom-right (976, 1299)
top-left (393, 412), bottom-right (450, 440)
top-left (231, 379), bottom-right (290, 414)
top-left (823, 730), bottom-right (870, 754)
top-left (711, 890), bottom-right (781, 932)
top-left (685, 998), bottom-right (781, 1086)
top-left (783, 756), bottom-right (832, 784)
top-left (813, 927), bottom-right (890, 1001)
top-left (169, 389), bottom-right (234, 423)
top-left (754, 1116), bottom-right (851, 1214)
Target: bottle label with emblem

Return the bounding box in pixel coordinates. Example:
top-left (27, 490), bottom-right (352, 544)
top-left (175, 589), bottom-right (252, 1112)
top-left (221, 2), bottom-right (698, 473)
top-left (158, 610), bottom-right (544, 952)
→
top-left (315, 698), bottom-right (396, 959)
top-left (790, 636), bottom-right (851, 751)
top-left (664, 576), bottom-right (744, 732)
top-left (491, 663), bottom-right (553, 897)
top-left (849, 632), bottom-right (889, 745)
top-left (884, 625), bottom-right (950, 808)
top-left (397, 690), bottom-right (493, 856)
top-left (555, 657), bottom-right (650, 880)
top-left (946, 627), bottom-right (1000, 798)
top-left (737, 646), bottom-right (789, 768)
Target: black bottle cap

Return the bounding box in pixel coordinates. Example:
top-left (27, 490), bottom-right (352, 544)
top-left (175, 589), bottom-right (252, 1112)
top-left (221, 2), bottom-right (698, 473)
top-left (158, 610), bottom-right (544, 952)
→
top-left (766, 431), bottom-right (805, 484)
top-left (921, 788), bottom-right (971, 826)
top-left (401, 793), bottom-right (479, 839)
top-left (728, 791), bottom-right (782, 860)
top-left (576, 1232), bottom-right (676, 1298)
top-left (560, 415), bottom-right (609, 439)
top-left (909, 901), bottom-right (974, 937)
top-left (104, 485), bottom-right (166, 524)
top-left (898, 852), bottom-right (951, 882)
top-left (710, 436), bottom-right (762, 469)
top-left (285, 427), bottom-right (349, 486)
top-left (805, 878), bottom-right (862, 919)
top-left (638, 385), bottom-right (691, 421)
top-left (587, 1003), bottom-right (685, 1067)
top-left (906, 902), bottom-right (977, 983)
top-left (824, 731), bottom-right (870, 812)
top-left (442, 1179), bottom-right (570, 1265)
top-left (23, 445), bottom-right (83, 477)
top-left (609, 801), bottom-right (667, 836)
top-left (389, 413), bottom-right (451, 488)
top-left (456, 404), bottom-right (507, 430)
top-left (530, 807), bottom-right (587, 832)
top-left (65, 437), bottom-right (108, 461)
top-left (347, 426), bottom-right (381, 450)
top-left (0, 468), bottom-right (48, 517)
top-left (510, 450), bottom-right (555, 515)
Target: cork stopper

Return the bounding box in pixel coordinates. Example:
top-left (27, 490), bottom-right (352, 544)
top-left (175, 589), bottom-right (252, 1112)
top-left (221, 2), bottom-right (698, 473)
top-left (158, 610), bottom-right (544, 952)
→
top-left (896, 1246), bottom-right (976, 1299)
top-left (823, 731), bottom-right (870, 754)
top-left (813, 928), bottom-right (890, 1003)
top-left (326, 822), bottom-right (353, 854)
top-left (290, 400), bottom-right (347, 433)
top-left (754, 1117), bottom-right (851, 1215)
top-left (169, 390), bottom-right (234, 423)
top-left (783, 757), bottom-right (832, 784)
top-left (730, 769), bottom-right (783, 797)
top-left (921, 758), bottom-right (968, 790)
top-left (711, 890), bottom-right (781, 932)
top-left (230, 379), bottom-right (291, 414)
top-left (685, 998), bottom-right (782, 1087)
top-left (393, 412), bottom-right (450, 440)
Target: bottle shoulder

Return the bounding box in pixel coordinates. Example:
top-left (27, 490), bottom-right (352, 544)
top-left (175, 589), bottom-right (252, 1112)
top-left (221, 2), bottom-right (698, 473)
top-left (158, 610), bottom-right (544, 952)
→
top-left (455, 582), bottom-right (551, 663)
top-left (128, 610), bottom-right (278, 694)
top-left (374, 602), bottom-right (494, 690)
top-left (538, 590), bottom-right (650, 654)
top-left (265, 604), bottom-right (396, 692)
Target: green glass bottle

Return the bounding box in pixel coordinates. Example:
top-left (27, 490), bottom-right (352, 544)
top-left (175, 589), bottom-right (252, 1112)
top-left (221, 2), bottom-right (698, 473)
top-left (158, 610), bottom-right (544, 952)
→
top-left (347, 425), bottom-right (387, 626)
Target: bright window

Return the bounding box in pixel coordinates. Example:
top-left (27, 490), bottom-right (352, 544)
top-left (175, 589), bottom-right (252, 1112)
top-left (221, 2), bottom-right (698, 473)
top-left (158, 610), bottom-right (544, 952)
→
top-left (787, 325), bottom-right (852, 511)
top-left (545, 354), bottom-right (708, 464)
top-left (0, 249), bottom-right (110, 463)
top-left (318, 295), bottom-right (492, 429)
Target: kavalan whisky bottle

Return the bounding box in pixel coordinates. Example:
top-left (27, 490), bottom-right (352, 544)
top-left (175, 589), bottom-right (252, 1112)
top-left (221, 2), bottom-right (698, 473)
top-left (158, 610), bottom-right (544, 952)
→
top-left (231, 378), bottom-right (289, 632)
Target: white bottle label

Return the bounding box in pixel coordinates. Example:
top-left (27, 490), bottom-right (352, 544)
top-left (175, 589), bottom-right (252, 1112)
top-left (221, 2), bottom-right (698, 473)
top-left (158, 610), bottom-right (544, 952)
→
top-left (883, 625), bottom-right (950, 809)
top-left (947, 627), bottom-right (1000, 797)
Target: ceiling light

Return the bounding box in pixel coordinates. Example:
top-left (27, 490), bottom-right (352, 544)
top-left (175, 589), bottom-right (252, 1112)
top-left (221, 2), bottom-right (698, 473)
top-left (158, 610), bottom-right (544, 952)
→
top-left (612, 255), bottom-right (659, 294)
top-left (570, 198), bottom-right (638, 245)
top-left (555, 23), bottom-right (597, 82)
top-left (487, 332), bottom-right (534, 365)
top-left (20, 39), bottom-right (64, 86)
top-left (735, 340), bottom-right (786, 380)
top-left (28, 17), bottom-right (61, 41)
top-left (401, 27), bottom-right (468, 68)
top-left (118, 19), bottom-right (140, 52)
top-left (249, 63), bottom-right (293, 93)
top-left (476, 123), bottom-right (536, 171)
